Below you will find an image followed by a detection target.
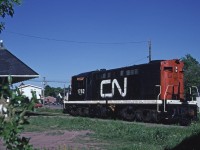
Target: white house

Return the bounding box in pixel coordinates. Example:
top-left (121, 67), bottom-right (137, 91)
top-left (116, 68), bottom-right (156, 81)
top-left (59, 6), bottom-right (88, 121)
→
top-left (18, 84), bottom-right (43, 99)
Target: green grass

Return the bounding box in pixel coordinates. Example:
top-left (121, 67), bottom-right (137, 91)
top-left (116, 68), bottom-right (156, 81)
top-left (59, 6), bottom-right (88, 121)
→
top-left (35, 107), bottom-right (63, 114)
top-left (24, 114), bottom-right (200, 150)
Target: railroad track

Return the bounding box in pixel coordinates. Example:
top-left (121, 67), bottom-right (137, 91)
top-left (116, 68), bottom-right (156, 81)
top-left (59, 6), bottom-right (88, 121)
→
top-left (25, 110), bottom-right (67, 116)
top-left (27, 111), bottom-right (185, 128)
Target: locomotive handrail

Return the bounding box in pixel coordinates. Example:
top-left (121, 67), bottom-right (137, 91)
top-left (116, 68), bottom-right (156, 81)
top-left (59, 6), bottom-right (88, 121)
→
top-left (189, 87), bottom-right (193, 101)
top-left (66, 92), bottom-right (69, 101)
top-left (192, 86), bottom-right (200, 97)
top-left (164, 85), bottom-right (174, 112)
top-left (155, 85), bottom-right (161, 112)
top-left (189, 86), bottom-right (199, 101)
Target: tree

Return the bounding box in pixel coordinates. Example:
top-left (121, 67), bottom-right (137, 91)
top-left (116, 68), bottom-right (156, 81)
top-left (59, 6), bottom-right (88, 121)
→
top-left (44, 85), bottom-right (55, 97)
top-left (44, 85), bottom-right (63, 97)
top-left (181, 54), bottom-right (200, 98)
top-left (0, 0), bottom-right (21, 32)
top-left (0, 77), bottom-right (35, 149)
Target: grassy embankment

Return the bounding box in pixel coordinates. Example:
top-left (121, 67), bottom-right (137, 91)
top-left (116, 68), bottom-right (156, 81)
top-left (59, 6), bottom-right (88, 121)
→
top-left (24, 108), bottom-right (200, 150)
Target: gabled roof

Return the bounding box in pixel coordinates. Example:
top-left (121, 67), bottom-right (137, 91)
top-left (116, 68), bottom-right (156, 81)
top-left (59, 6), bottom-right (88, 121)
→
top-left (0, 47), bottom-right (39, 83)
top-left (18, 84), bottom-right (42, 90)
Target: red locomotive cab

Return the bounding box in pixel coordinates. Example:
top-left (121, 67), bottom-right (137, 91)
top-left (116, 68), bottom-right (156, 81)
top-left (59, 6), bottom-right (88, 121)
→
top-left (160, 59), bottom-right (184, 101)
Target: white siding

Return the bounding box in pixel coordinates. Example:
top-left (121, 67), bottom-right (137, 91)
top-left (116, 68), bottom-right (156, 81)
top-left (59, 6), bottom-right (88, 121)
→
top-left (19, 85), bottom-right (42, 100)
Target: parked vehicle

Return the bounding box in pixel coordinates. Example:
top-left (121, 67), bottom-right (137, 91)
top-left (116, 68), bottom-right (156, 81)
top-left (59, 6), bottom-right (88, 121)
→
top-left (34, 103), bottom-right (43, 108)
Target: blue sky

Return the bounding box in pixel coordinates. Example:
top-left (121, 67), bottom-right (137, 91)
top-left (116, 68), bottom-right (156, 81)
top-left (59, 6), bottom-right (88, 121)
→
top-left (0, 0), bottom-right (200, 87)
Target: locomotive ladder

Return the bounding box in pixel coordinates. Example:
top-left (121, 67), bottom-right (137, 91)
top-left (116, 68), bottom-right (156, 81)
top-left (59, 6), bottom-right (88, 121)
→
top-left (189, 86), bottom-right (199, 101)
top-left (164, 85), bottom-right (174, 112)
top-left (156, 84), bottom-right (174, 113)
top-left (155, 85), bottom-right (161, 112)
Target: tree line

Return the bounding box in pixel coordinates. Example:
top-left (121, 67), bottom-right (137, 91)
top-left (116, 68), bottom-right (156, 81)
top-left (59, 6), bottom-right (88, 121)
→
top-left (182, 54), bottom-right (200, 98)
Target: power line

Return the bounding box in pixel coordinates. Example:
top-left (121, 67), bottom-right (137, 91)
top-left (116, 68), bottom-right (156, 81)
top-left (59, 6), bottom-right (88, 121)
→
top-left (126, 56), bottom-right (149, 66)
top-left (29, 79), bottom-right (70, 84)
top-left (5, 31), bottom-right (147, 45)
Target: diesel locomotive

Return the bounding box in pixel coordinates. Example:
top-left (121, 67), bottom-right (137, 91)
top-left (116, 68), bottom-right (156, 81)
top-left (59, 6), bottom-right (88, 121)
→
top-left (63, 59), bottom-right (198, 125)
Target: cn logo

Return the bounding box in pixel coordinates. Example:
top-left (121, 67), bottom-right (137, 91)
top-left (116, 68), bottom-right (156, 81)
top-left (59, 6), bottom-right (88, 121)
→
top-left (100, 78), bottom-right (127, 98)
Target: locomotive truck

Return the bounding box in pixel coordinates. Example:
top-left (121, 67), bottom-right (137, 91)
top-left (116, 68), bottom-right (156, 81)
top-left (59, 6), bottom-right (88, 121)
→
top-left (63, 59), bottom-right (198, 125)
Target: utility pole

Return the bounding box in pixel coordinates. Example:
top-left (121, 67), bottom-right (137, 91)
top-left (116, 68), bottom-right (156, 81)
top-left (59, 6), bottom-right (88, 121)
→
top-left (148, 40), bottom-right (152, 62)
top-left (42, 77), bottom-right (46, 104)
top-left (64, 83), bottom-right (66, 97)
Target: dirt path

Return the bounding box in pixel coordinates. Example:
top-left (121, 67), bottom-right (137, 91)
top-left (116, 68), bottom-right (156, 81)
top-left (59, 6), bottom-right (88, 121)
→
top-left (0, 130), bottom-right (104, 150)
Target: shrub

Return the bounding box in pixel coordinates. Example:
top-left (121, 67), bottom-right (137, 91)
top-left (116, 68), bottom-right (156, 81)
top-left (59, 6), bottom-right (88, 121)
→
top-left (0, 77), bottom-right (35, 150)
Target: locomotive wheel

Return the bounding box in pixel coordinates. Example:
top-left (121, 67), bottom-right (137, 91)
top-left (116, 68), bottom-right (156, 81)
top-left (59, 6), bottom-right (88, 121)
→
top-left (89, 106), bottom-right (96, 118)
top-left (94, 106), bottom-right (101, 117)
top-left (83, 107), bottom-right (89, 117)
top-left (151, 111), bottom-right (161, 123)
top-left (69, 105), bottom-right (78, 116)
top-left (89, 109), bottom-right (94, 118)
top-left (99, 106), bottom-right (108, 118)
top-left (77, 107), bottom-right (85, 116)
top-left (63, 107), bottom-right (68, 114)
top-left (179, 117), bottom-right (191, 126)
top-left (120, 106), bottom-right (135, 121)
top-left (135, 110), bottom-right (143, 121)
top-left (142, 110), bottom-right (152, 122)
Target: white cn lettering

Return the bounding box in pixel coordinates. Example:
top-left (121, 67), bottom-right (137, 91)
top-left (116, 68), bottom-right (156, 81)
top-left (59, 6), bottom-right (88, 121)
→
top-left (100, 80), bottom-right (113, 98)
top-left (100, 78), bottom-right (127, 98)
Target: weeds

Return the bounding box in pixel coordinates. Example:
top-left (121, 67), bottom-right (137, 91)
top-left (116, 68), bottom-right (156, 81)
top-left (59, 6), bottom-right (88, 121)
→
top-left (23, 115), bottom-right (200, 150)
top-left (0, 77), bottom-right (36, 149)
